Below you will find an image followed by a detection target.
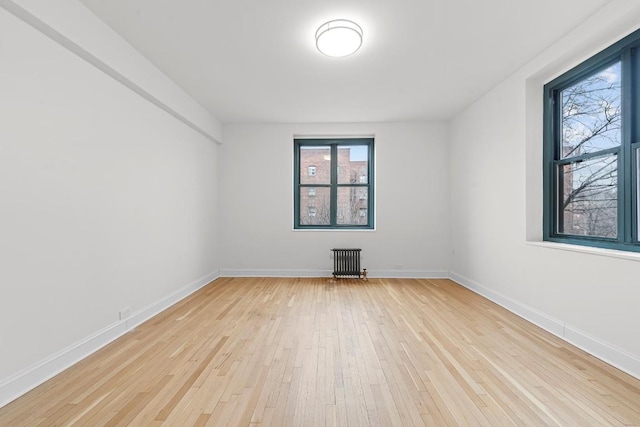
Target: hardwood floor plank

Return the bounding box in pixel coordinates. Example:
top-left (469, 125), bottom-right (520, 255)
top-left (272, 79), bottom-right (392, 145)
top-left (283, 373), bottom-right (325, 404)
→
top-left (1, 277), bottom-right (639, 426)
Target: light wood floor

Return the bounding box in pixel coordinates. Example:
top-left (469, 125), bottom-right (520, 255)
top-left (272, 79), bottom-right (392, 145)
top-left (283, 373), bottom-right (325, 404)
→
top-left (1, 278), bottom-right (640, 426)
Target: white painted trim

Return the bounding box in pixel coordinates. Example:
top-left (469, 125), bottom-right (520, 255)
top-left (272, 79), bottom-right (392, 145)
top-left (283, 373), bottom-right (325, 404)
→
top-left (220, 269), bottom-right (333, 278)
top-left (526, 241), bottom-right (640, 262)
top-left (367, 270), bottom-right (449, 279)
top-left (450, 271), bottom-right (640, 380)
top-left (0, 0), bottom-right (221, 144)
top-left (220, 269), bottom-right (449, 279)
top-left (0, 270), bottom-right (219, 408)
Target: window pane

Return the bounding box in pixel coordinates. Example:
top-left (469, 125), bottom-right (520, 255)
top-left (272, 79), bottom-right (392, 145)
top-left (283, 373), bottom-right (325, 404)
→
top-left (337, 187), bottom-right (369, 225)
top-left (559, 154), bottom-right (617, 237)
top-left (337, 145), bottom-right (369, 184)
top-left (299, 187), bottom-right (330, 225)
top-left (561, 62), bottom-right (621, 158)
top-left (300, 146), bottom-right (331, 184)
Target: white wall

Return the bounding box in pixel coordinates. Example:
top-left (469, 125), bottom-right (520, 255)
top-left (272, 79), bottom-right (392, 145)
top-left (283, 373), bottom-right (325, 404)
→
top-left (449, 0), bottom-right (640, 377)
top-left (219, 122), bottom-right (450, 278)
top-left (7, 0), bottom-right (221, 142)
top-left (0, 2), bottom-right (220, 405)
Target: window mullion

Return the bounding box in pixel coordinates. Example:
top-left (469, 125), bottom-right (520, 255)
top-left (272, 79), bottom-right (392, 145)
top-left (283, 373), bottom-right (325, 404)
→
top-left (553, 89), bottom-right (563, 236)
top-left (543, 89), bottom-right (556, 239)
top-left (294, 143), bottom-right (300, 227)
top-left (633, 142), bottom-right (640, 242)
top-left (368, 139), bottom-right (374, 227)
top-left (555, 147), bottom-right (620, 165)
top-left (621, 49), bottom-right (634, 243)
top-left (632, 47), bottom-right (640, 242)
top-left (330, 144), bottom-right (337, 226)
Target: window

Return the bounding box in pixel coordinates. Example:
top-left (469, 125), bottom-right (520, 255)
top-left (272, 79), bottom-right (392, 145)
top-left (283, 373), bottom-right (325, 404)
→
top-left (543, 28), bottom-right (640, 251)
top-left (294, 138), bottom-right (374, 229)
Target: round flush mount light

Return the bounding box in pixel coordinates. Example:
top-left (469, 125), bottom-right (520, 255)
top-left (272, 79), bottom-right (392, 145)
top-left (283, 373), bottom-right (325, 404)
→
top-left (315, 19), bottom-right (363, 57)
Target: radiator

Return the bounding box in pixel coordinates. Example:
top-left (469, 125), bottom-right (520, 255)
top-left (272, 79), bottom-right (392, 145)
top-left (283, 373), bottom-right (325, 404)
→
top-left (331, 248), bottom-right (363, 279)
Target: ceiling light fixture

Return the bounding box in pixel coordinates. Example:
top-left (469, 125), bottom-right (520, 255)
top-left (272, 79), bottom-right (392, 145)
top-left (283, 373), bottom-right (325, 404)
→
top-left (315, 19), bottom-right (363, 58)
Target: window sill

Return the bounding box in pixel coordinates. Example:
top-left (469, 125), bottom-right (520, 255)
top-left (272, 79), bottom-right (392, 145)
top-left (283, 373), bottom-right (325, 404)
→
top-left (292, 228), bottom-right (376, 232)
top-left (526, 241), bottom-right (640, 262)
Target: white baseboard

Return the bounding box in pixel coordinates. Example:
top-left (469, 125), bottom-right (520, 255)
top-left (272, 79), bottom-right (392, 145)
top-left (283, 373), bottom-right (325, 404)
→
top-left (0, 270), bottom-right (219, 408)
top-left (0, 321), bottom-right (129, 410)
top-left (368, 269), bottom-right (449, 279)
top-left (449, 271), bottom-right (640, 380)
top-left (220, 269), bottom-right (333, 278)
top-left (220, 269), bottom-right (449, 279)
top-left (124, 270), bottom-right (219, 331)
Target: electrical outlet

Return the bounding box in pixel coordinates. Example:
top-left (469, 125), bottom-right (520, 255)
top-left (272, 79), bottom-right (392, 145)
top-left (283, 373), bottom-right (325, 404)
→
top-left (119, 307), bottom-right (130, 320)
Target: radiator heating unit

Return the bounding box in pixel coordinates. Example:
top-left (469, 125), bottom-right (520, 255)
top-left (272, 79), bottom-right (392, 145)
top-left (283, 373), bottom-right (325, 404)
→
top-left (331, 248), bottom-right (366, 279)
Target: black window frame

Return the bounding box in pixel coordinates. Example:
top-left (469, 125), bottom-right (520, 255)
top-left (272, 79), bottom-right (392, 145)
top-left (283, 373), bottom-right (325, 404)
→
top-left (294, 138), bottom-right (374, 229)
top-left (543, 28), bottom-right (640, 252)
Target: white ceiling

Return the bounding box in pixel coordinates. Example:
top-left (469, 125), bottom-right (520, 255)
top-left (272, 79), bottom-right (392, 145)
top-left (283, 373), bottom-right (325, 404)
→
top-left (79, 0), bottom-right (611, 124)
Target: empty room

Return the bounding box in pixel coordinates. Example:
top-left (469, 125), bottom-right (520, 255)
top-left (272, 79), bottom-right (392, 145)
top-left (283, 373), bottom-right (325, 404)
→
top-left (2, 0), bottom-right (640, 425)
